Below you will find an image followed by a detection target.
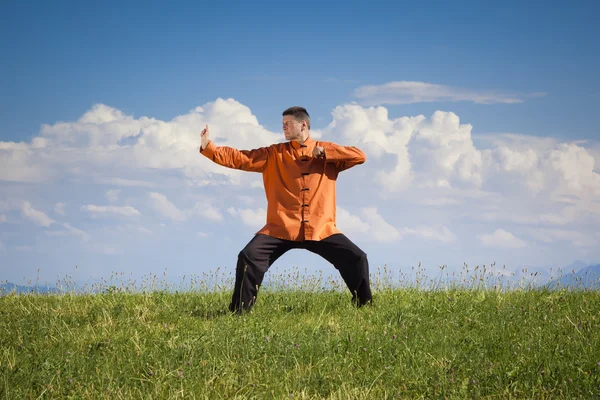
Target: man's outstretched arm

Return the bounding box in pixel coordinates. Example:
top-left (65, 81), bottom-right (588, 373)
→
top-left (313, 142), bottom-right (366, 171)
top-left (199, 124), bottom-right (269, 172)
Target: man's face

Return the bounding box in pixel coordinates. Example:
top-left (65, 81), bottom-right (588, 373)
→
top-left (282, 115), bottom-right (304, 141)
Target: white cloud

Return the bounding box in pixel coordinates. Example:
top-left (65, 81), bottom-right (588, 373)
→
top-left (97, 192), bottom-right (221, 224)
top-left (0, 98), bottom-right (282, 190)
top-left (106, 190), bottom-right (120, 203)
top-left (189, 201), bottom-right (223, 222)
top-left (227, 207), bottom-right (266, 229)
top-left (353, 81), bottom-right (543, 105)
top-left (360, 207), bottom-right (402, 242)
top-left (325, 105), bottom-right (600, 235)
top-left (411, 111), bottom-right (484, 188)
top-left (46, 223), bottom-right (90, 241)
top-left (0, 140), bottom-right (54, 182)
top-left (148, 192), bottom-right (185, 221)
top-left (0, 214), bottom-right (6, 223)
top-left (479, 229), bottom-right (527, 248)
top-left (22, 201), bottom-right (55, 227)
top-left (483, 135), bottom-right (600, 218)
top-left (402, 225), bottom-right (457, 243)
top-left (324, 106), bottom-right (484, 191)
top-left (548, 143), bottom-right (599, 195)
top-left (523, 228), bottom-right (597, 248)
top-left (356, 208), bottom-right (456, 243)
top-left (81, 205), bottom-right (141, 217)
top-left (54, 202), bottom-right (66, 215)
top-left (337, 207), bottom-right (370, 234)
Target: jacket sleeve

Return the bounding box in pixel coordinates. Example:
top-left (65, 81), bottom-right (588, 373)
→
top-left (321, 142), bottom-right (366, 171)
top-left (199, 140), bottom-right (269, 172)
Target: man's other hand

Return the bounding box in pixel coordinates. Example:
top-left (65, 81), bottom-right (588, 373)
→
top-left (200, 124), bottom-right (210, 150)
top-left (313, 146), bottom-right (325, 158)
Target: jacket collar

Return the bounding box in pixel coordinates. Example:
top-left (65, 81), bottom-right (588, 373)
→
top-left (290, 133), bottom-right (315, 150)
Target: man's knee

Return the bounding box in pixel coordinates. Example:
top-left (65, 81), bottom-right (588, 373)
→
top-left (238, 242), bottom-right (258, 263)
top-left (237, 246), bottom-right (266, 274)
top-left (354, 248), bottom-right (367, 263)
top-left (238, 249), bottom-right (250, 262)
top-left (340, 235), bottom-right (367, 263)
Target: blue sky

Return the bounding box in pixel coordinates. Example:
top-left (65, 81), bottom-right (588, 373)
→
top-left (1, 1), bottom-right (599, 289)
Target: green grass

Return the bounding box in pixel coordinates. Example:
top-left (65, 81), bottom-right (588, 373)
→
top-left (1, 268), bottom-right (600, 399)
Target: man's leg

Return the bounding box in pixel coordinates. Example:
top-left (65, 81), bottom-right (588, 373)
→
top-left (307, 234), bottom-right (372, 306)
top-left (230, 234), bottom-right (294, 313)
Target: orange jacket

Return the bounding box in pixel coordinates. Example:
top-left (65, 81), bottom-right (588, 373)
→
top-left (199, 134), bottom-right (366, 241)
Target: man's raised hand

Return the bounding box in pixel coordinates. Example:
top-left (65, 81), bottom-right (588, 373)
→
top-left (313, 146), bottom-right (325, 158)
top-left (200, 124), bottom-right (210, 150)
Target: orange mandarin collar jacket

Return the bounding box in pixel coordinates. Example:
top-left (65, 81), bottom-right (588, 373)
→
top-left (200, 134), bottom-right (366, 241)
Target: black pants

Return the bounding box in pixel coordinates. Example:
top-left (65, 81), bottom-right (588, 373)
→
top-left (229, 233), bottom-right (372, 312)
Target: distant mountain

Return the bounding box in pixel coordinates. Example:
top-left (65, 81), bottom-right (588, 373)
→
top-left (0, 282), bottom-right (60, 295)
top-left (546, 264), bottom-right (600, 290)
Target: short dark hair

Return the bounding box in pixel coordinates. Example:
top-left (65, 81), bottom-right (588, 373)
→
top-left (282, 106), bottom-right (310, 129)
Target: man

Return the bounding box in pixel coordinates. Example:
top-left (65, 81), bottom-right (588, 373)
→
top-left (199, 106), bottom-right (372, 313)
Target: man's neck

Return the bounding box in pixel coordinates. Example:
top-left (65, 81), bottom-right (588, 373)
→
top-left (293, 131), bottom-right (310, 144)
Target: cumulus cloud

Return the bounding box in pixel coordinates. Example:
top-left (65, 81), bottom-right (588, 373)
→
top-left (324, 106), bottom-right (485, 190)
top-left (227, 207), bottom-right (266, 229)
top-left (324, 104), bottom-right (600, 233)
top-left (22, 201), bottom-right (55, 227)
top-left (479, 229), bottom-right (527, 248)
top-left (337, 207), bottom-right (370, 234)
top-left (353, 81), bottom-right (544, 105)
top-left (148, 192), bottom-right (185, 221)
top-left (147, 192), bottom-right (223, 223)
top-left (335, 207), bottom-right (455, 244)
top-left (548, 143), bottom-right (599, 195)
top-left (483, 135), bottom-right (600, 219)
top-left (2, 98), bottom-right (283, 190)
top-left (189, 201), bottom-right (223, 222)
top-left (360, 207), bottom-right (402, 242)
top-left (0, 139), bottom-right (54, 182)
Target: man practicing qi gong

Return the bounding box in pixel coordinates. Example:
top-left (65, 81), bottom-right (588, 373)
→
top-left (199, 106), bottom-right (372, 313)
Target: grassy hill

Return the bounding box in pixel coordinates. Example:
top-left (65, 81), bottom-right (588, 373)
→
top-left (1, 274), bottom-right (599, 399)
